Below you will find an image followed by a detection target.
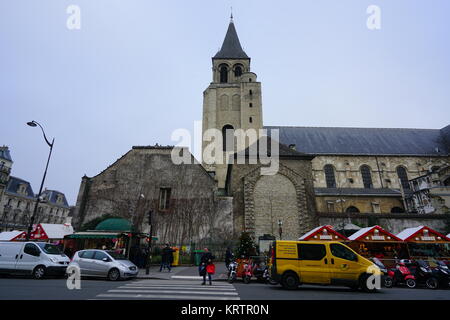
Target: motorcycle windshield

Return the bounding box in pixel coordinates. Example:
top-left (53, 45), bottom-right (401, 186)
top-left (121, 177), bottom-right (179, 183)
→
top-left (372, 258), bottom-right (385, 269)
top-left (417, 260), bottom-right (428, 268)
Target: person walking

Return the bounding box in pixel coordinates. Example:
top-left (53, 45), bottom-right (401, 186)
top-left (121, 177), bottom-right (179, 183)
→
top-left (200, 247), bottom-right (215, 285)
top-left (225, 247), bottom-right (233, 269)
top-left (160, 244), bottom-right (173, 272)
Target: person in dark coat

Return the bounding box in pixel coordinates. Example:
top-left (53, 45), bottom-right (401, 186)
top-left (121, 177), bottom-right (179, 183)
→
top-left (160, 244), bottom-right (174, 272)
top-left (225, 247), bottom-right (233, 269)
top-left (200, 247), bottom-right (215, 285)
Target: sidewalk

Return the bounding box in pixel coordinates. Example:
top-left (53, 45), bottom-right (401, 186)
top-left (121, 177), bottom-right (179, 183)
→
top-left (136, 263), bottom-right (228, 281)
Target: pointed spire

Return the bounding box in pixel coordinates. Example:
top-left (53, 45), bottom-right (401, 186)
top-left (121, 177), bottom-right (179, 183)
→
top-left (213, 18), bottom-right (249, 60)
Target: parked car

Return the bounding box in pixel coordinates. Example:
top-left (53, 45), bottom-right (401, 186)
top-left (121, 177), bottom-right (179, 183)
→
top-left (268, 240), bottom-right (383, 292)
top-left (0, 241), bottom-right (70, 279)
top-left (68, 249), bottom-right (138, 281)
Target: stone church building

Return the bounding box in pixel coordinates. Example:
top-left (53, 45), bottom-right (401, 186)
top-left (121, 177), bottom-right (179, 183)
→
top-left (73, 18), bottom-right (450, 245)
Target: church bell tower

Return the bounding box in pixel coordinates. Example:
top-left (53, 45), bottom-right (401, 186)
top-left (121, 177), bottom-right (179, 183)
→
top-left (202, 16), bottom-right (263, 190)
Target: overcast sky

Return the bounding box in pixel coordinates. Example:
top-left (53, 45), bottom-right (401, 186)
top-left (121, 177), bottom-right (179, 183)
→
top-left (1, 0), bottom-right (449, 205)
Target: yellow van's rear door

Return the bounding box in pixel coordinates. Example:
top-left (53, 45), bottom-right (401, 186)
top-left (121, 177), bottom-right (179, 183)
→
top-left (328, 243), bottom-right (361, 284)
top-left (297, 243), bottom-right (330, 284)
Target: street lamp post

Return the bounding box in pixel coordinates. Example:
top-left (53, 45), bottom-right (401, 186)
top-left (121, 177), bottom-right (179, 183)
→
top-left (145, 209), bottom-right (153, 275)
top-left (278, 219), bottom-right (283, 240)
top-left (26, 121), bottom-right (54, 241)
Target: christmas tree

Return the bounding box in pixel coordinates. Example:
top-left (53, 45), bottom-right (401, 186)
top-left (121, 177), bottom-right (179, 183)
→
top-left (237, 232), bottom-right (257, 258)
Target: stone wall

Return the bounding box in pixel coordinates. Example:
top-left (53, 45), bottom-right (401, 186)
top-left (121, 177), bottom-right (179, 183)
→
top-left (73, 146), bottom-right (232, 244)
top-left (312, 155), bottom-right (450, 189)
top-left (228, 158), bottom-right (317, 240)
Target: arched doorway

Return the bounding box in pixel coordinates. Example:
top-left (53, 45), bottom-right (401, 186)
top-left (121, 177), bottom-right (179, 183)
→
top-left (345, 206), bottom-right (360, 213)
top-left (253, 174), bottom-right (299, 240)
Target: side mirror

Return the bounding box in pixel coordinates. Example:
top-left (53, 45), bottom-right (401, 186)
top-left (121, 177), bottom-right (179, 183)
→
top-left (102, 257), bottom-right (110, 262)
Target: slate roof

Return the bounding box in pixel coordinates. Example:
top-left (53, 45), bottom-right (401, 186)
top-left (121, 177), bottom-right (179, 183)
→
top-left (0, 146), bottom-right (12, 162)
top-left (5, 176), bottom-right (35, 199)
top-left (264, 125), bottom-right (450, 156)
top-left (41, 190), bottom-right (69, 208)
top-left (314, 187), bottom-right (402, 196)
top-left (213, 21), bottom-right (249, 60)
top-left (234, 136), bottom-right (315, 160)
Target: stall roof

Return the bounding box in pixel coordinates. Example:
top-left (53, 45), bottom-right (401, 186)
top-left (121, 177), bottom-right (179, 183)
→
top-left (66, 231), bottom-right (123, 239)
top-left (0, 231), bottom-right (26, 241)
top-left (299, 225), bottom-right (349, 241)
top-left (396, 226), bottom-right (450, 242)
top-left (348, 225), bottom-right (402, 242)
top-left (31, 223), bottom-right (74, 240)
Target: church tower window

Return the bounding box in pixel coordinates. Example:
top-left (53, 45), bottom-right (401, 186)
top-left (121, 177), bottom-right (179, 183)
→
top-left (219, 65), bottom-right (228, 83)
top-left (222, 125), bottom-right (234, 152)
top-left (249, 117), bottom-right (253, 123)
top-left (360, 165), bottom-right (373, 188)
top-left (324, 165), bottom-right (336, 188)
top-left (234, 65), bottom-right (243, 77)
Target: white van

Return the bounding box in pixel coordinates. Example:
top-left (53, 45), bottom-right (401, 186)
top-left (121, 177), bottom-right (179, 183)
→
top-left (0, 241), bottom-right (70, 279)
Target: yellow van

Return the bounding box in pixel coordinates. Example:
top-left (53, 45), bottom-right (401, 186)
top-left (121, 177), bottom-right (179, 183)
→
top-left (268, 240), bottom-right (382, 292)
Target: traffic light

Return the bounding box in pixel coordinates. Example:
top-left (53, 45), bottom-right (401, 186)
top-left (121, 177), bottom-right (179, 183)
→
top-left (147, 210), bottom-right (153, 225)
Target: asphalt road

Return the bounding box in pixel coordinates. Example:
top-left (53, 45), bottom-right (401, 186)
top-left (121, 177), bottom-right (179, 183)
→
top-left (0, 275), bottom-right (449, 300)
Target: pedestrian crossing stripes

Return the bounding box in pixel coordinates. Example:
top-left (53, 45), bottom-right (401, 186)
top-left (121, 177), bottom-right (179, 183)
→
top-left (94, 279), bottom-right (240, 300)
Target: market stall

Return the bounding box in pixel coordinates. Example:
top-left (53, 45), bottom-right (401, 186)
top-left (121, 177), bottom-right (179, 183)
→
top-left (30, 223), bottom-right (74, 243)
top-left (299, 225), bottom-right (348, 241)
top-left (347, 225), bottom-right (406, 267)
top-left (0, 230), bottom-right (26, 241)
top-left (396, 226), bottom-right (450, 260)
top-left (63, 218), bottom-right (146, 261)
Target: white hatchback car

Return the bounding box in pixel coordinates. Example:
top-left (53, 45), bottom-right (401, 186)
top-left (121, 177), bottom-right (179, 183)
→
top-left (68, 249), bottom-right (138, 281)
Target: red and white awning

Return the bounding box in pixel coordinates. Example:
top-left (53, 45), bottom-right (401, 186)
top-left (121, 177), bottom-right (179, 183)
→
top-left (396, 226), bottom-right (450, 243)
top-left (299, 225), bottom-right (348, 241)
top-left (348, 225), bottom-right (402, 242)
top-left (0, 230), bottom-right (26, 241)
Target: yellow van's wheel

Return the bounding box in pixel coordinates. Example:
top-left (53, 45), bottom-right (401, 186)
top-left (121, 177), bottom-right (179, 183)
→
top-left (281, 272), bottom-right (299, 290)
top-left (359, 274), bottom-right (378, 293)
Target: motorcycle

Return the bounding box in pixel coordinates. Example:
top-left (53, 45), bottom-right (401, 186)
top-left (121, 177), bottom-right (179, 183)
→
top-left (407, 260), bottom-right (438, 290)
top-left (385, 260), bottom-right (416, 288)
top-left (242, 260), bottom-right (253, 284)
top-left (432, 260), bottom-right (450, 289)
top-left (227, 260), bottom-right (238, 284)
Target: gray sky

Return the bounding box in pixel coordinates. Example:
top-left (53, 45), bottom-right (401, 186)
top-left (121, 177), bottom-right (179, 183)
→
top-left (1, 0), bottom-right (449, 205)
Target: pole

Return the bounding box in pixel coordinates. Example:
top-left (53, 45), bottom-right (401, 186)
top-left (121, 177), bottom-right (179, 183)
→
top-left (145, 210), bottom-right (153, 275)
top-left (26, 138), bottom-right (54, 240)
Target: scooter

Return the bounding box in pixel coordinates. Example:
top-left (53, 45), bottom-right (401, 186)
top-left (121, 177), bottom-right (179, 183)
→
top-left (407, 260), bottom-right (439, 289)
top-left (385, 260), bottom-right (416, 288)
top-left (432, 260), bottom-right (450, 289)
top-left (227, 260), bottom-right (238, 284)
top-left (242, 260), bottom-right (253, 284)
